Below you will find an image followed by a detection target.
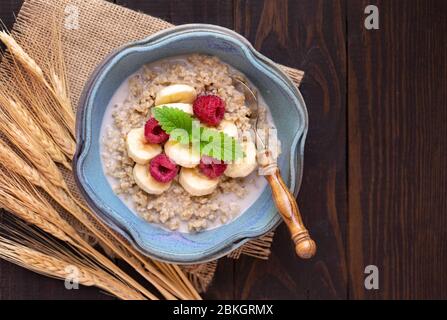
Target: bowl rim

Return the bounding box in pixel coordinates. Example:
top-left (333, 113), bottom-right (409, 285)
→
top-left (74, 24), bottom-right (309, 264)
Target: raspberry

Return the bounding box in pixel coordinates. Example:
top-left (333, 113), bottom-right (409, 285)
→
top-left (150, 154), bottom-right (178, 183)
top-left (144, 118), bottom-right (169, 144)
top-left (193, 95), bottom-right (225, 126)
top-left (198, 156), bottom-right (227, 179)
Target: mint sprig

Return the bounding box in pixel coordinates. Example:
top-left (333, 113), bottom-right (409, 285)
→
top-left (153, 106), bottom-right (244, 162)
top-left (152, 106), bottom-right (193, 133)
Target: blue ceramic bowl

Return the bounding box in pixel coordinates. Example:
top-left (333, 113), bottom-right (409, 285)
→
top-left (74, 24), bottom-right (308, 264)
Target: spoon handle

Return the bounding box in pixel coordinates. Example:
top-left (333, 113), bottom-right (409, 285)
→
top-left (265, 168), bottom-right (316, 259)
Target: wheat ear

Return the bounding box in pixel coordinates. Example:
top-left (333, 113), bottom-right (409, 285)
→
top-left (0, 116), bottom-right (69, 191)
top-left (0, 92), bottom-right (71, 169)
top-left (0, 218), bottom-right (144, 300)
top-left (0, 31), bottom-right (45, 80)
top-left (46, 15), bottom-right (76, 136)
top-left (0, 128), bottom-right (197, 298)
top-left (20, 12), bottom-right (76, 136)
top-left (0, 192), bottom-right (72, 243)
top-left (0, 171), bottom-right (160, 300)
top-left (0, 237), bottom-right (144, 300)
top-left (0, 61), bottom-right (76, 158)
top-left (0, 31), bottom-right (75, 135)
top-left (48, 70), bottom-right (76, 135)
top-left (0, 32), bottom-right (200, 301)
top-left (0, 141), bottom-right (176, 299)
top-left (0, 139), bottom-right (197, 299)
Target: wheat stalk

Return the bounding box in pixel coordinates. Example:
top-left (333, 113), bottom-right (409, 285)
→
top-left (0, 31), bottom-right (75, 135)
top-left (0, 30), bottom-right (201, 300)
top-left (0, 93), bottom-right (197, 299)
top-left (0, 139), bottom-right (197, 299)
top-left (0, 31), bottom-right (45, 80)
top-left (0, 170), bottom-right (76, 236)
top-left (0, 170), bottom-right (160, 299)
top-left (0, 115), bottom-right (69, 191)
top-left (0, 236), bottom-right (144, 300)
top-left (46, 15), bottom-right (76, 136)
top-left (0, 61), bottom-right (76, 158)
top-left (0, 141), bottom-right (179, 299)
top-left (0, 103), bottom-right (197, 299)
top-left (0, 191), bottom-right (72, 243)
top-left (49, 70), bottom-right (76, 133)
top-left (0, 168), bottom-right (160, 300)
top-left (157, 261), bottom-right (202, 299)
top-left (0, 218), bottom-right (140, 300)
top-left (0, 91), bottom-right (71, 169)
top-left (0, 140), bottom-right (46, 186)
top-left (122, 239), bottom-right (202, 300)
top-left (24, 15), bottom-right (76, 136)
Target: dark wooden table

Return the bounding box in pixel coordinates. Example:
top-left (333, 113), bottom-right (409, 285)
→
top-left (0, 0), bottom-right (446, 300)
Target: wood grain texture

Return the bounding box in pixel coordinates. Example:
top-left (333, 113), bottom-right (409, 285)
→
top-left (1, 0), bottom-right (447, 300)
top-left (0, 0), bottom-right (22, 29)
top-left (116, 0), bottom-right (234, 28)
top-left (347, 0), bottom-right (447, 299)
top-left (232, 0), bottom-right (348, 300)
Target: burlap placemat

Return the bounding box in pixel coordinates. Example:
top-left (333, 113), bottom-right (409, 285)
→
top-left (7, 0), bottom-right (304, 292)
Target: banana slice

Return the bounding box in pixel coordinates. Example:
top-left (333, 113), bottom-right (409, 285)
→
top-left (133, 164), bottom-right (171, 195)
top-left (164, 140), bottom-right (201, 168)
top-left (126, 128), bottom-right (162, 165)
top-left (224, 140), bottom-right (258, 178)
top-left (152, 103), bottom-right (193, 115)
top-left (179, 167), bottom-right (219, 196)
top-left (155, 84), bottom-right (197, 105)
top-left (218, 120), bottom-right (238, 138)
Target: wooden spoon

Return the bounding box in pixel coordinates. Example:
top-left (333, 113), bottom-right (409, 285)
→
top-left (233, 77), bottom-right (316, 259)
top-left (265, 165), bottom-right (316, 258)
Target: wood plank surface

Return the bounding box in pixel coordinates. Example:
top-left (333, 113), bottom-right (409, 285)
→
top-left (347, 0), bottom-right (447, 299)
top-left (0, 0), bottom-right (446, 300)
top-left (230, 0), bottom-right (348, 300)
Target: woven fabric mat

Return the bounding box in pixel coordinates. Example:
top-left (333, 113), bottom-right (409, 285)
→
top-left (8, 0), bottom-right (304, 292)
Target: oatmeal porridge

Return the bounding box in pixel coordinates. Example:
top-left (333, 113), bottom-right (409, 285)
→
top-left (101, 54), bottom-right (276, 233)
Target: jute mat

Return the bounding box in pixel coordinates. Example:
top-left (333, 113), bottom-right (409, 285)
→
top-left (6, 0), bottom-right (304, 292)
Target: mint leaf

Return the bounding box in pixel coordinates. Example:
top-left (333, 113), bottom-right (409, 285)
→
top-left (153, 106), bottom-right (244, 161)
top-left (153, 106), bottom-right (193, 134)
top-left (198, 128), bottom-right (244, 162)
